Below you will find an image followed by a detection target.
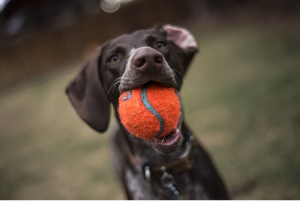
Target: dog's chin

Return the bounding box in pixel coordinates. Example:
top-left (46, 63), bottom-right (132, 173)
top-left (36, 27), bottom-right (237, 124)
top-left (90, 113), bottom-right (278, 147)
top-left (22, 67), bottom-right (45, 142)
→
top-left (149, 128), bottom-right (183, 155)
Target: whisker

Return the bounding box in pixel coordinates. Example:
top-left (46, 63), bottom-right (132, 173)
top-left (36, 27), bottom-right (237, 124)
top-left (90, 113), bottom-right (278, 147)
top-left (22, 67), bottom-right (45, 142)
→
top-left (171, 71), bottom-right (181, 90)
top-left (174, 76), bottom-right (180, 89)
top-left (110, 77), bottom-right (122, 87)
top-left (106, 82), bottom-right (120, 99)
top-left (171, 70), bottom-right (186, 92)
top-left (113, 80), bottom-right (121, 95)
top-left (171, 70), bottom-right (181, 84)
top-left (172, 69), bottom-right (184, 77)
top-left (172, 71), bottom-right (180, 84)
top-left (109, 78), bottom-right (122, 90)
top-left (106, 77), bottom-right (122, 99)
top-left (110, 80), bottom-right (121, 95)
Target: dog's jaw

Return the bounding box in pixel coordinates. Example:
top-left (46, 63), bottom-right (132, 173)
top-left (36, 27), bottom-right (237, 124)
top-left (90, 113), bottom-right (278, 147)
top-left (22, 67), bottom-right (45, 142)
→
top-left (150, 128), bottom-right (184, 155)
top-left (121, 102), bottom-right (184, 156)
top-left (118, 47), bottom-right (183, 155)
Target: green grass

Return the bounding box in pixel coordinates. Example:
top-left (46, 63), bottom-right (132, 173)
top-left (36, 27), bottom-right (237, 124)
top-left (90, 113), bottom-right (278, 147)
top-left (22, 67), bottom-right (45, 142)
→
top-left (0, 24), bottom-right (300, 199)
top-left (182, 26), bottom-right (300, 199)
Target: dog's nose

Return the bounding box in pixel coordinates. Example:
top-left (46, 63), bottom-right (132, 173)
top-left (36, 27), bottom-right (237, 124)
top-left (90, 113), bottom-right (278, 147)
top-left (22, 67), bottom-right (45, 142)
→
top-left (132, 48), bottom-right (163, 73)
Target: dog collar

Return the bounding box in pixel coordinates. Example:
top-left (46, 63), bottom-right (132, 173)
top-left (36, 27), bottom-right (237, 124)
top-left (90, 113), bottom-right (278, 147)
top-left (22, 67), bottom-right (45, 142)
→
top-left (124, 128), bottom-right (198, 195)
top-left (125, 134), bottom-right (197, 174)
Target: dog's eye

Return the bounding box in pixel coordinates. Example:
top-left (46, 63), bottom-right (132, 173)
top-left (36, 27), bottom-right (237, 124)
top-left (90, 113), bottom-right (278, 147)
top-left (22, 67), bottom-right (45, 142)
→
top-left (108, 55), bottom-right (120, 64)
top-left (155, 41), bottom-right (166, 49)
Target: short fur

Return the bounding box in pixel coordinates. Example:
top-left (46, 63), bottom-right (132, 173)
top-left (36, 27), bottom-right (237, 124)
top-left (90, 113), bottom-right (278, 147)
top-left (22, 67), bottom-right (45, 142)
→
top-left (66, 24), bottom-right (229, 199)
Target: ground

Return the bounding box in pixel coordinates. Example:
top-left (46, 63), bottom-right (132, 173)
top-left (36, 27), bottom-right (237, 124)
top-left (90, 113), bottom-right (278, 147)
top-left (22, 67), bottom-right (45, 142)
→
top-left (0, 21), bottom-right (300, 199)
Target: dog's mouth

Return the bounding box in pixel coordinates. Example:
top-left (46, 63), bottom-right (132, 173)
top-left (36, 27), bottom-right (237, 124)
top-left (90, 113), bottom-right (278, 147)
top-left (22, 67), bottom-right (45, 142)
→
top-left (147, 117), bottom-right (183, 155)
top-left (149, 128), bottom-right (181, 146)
top-left (120, 79), bottom-right (182, 154)
top-left (142, 81), bottom-right (182, 154)
top-left (119, 79), bottom-right (177, 94)
top-left (144, 80), bottom-right (177, 91)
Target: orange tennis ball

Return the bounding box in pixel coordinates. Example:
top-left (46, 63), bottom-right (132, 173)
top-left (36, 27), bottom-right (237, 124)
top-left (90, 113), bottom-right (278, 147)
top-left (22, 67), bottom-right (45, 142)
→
top-left (118, 82), bottom-right (181, 140)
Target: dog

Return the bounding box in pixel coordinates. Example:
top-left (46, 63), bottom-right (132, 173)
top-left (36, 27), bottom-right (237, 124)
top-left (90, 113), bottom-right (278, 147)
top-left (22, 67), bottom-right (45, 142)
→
top-left (66, 24), bottom-right (229, 199)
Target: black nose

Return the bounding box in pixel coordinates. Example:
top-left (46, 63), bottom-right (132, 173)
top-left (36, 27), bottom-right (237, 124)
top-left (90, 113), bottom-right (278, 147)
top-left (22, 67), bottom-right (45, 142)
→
top-left (132, 48), bottom-right (163, 73)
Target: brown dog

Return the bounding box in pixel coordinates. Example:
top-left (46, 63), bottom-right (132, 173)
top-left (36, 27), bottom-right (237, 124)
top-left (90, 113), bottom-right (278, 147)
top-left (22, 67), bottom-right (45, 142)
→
top-left (66, 25), bottom-right (229, 199)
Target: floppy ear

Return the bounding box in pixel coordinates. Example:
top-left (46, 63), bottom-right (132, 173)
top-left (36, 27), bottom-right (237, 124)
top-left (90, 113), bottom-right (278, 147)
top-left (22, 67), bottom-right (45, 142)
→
top-left (162, 24), bottom-right (198, 73)
top-left (65, 48), bottom-right (110, 133)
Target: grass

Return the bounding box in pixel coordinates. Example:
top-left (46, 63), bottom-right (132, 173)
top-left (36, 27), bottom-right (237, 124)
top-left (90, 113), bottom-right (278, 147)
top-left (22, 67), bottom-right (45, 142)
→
top-left (0, 23), bottom-right (300, 199)
top-left (182, 25), bottom-right (300, 199)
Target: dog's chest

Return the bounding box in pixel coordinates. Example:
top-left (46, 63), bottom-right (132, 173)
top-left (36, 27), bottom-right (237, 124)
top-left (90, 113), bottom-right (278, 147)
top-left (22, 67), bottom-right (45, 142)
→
top-left (125, 168), bottom-right (156, 199)
top-left (125, 167), bottom-right (209, 199)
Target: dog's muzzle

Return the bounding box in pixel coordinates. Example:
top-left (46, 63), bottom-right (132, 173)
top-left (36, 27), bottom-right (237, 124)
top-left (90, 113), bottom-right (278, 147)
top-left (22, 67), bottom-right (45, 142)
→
top-left (119, 47), bottom-right (177, 93)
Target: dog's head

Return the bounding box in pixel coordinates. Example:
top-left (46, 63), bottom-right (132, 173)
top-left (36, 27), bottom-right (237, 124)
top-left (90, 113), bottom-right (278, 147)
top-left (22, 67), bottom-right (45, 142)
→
top-left (66, 25), bottom-right (198, 155)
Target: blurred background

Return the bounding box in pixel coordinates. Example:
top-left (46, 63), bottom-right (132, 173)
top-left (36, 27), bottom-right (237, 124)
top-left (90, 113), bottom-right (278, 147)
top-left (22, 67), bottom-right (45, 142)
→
top-left (0, 0), bottom-right (300, 199)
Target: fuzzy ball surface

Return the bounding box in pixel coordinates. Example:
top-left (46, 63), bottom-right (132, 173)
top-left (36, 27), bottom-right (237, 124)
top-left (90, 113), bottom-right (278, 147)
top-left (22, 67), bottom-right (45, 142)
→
top-left (118, 82), bottom-right (181, 139)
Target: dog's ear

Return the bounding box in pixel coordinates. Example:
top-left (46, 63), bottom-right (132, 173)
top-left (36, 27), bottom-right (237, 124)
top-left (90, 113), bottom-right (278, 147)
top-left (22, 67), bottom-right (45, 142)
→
top-left (157, 24), bottom-right (198, 73)
top-left (163, 24), bottom-right (198, 51)
top-left (65, 47), bottom-right (110, 133)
